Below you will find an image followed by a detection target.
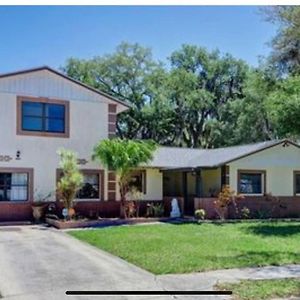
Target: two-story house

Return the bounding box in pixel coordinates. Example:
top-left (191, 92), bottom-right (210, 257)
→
top-left (2, 66), bottom-right (300, 222)
top-left (0, 66), bottom-right (160, 221)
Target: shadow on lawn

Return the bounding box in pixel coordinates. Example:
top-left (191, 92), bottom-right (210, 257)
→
top-left (202, 250), bottom-right (300, 267)
top-left (243, 224), bottom-right (300, 237)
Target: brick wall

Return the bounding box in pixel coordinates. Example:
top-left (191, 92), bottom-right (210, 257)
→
top-left (0, 198), bottom-right (180, 222)
top-left (0, 202), bottom-right (33, 222)
top-left (194, 196), bottom-right (300, 219)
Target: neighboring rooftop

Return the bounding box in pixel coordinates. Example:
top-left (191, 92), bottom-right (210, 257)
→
top-left (149, 139), bottom-right (296, 169)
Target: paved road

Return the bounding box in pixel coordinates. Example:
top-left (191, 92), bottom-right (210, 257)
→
top-left (2, 226), bottom-right (299, 300)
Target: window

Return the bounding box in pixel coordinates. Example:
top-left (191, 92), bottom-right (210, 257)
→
top-left (294, 171), bottom-right (300, 195)
top-left (0, 172), bottom-right (29, 201)
top-left (238, 170), bottom-right (265, 195)
top-left (56, 169), bottom-right (104, 200)
top-left (17, 96), bottom-right (69, 138)
top-left (129, 170), bottom-right (146, 194)
top-left (77, 173), bottom-right (100, 199)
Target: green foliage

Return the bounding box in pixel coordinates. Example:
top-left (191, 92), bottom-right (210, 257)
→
top-left (266, 75), bottom-right (300, 138)
top-left (63, 43), bottom-right (251, 148)
top-left (92, 138), bottom-right (156, 177)
top-left (240, 207), bottom-right (251, 219)
top-left (146, 202), bottom-right (164, 217)
top-left (64, 42), bottom-right (172, 141)
top-left (255, 209), bottom-right (271, 220)
top-left (222, 69), bottom-right (276, 146)
top-left (92, 139), bottom-right (156, 217)
top-left (56, 148), bottom-right (83, 215)
top-left (216, 278), bottom-right (300, 300)
top-left (63, 41), bottom-right (300, 147)
top-left (263, 6), bottom-right (300, 76)
top-left (194, 209), bottom-right (206, 220)
top-left (168, 45), bottom-right (249, 148)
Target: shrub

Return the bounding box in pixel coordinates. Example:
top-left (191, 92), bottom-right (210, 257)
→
top-left (214, 185), bottom-right (243, 220)
top-left (56, 148), bottom-right (83, 220)
top-left (195, 209), bottom-right (206, 220)
top-left (125, 201), bottom-right (136, 218)
top-left (126, 187), bottom-right (143, 217)
top-left (240, 206), bottom-right (251, 219)
top-left (147, 203), bottom-right (164, 218)
top-left (255, 209), bottom-right (271, 219)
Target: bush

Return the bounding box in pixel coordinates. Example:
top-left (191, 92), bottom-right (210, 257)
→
top-left (214, 185), bottom-right (243, 220)
top-left (195, 209), bottom-right (206, 220)
top-left (240, 206), bottom-right (251, 219)
top-left (147, 203), bottom-right (164, 217)
top-left (255, 209), bottom-right (271, 219)
top-left (56, 148), bottom-right (83, 219)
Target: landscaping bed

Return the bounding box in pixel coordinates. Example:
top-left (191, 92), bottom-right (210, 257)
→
top-left (46, 216), bottom-right (180, 229)
top-left (69, 222), bottom-right (300, 274)
top-left (215, 278), bottom-right (300, 300)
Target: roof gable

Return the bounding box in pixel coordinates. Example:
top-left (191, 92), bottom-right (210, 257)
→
top-left (0, 66), bottom-right (130, 113)
top-left (149, 139), bottom-right (298, 169)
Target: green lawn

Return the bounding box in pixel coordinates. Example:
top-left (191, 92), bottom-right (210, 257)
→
top-left (69, 222), bottom-right (300, 274)
top-left (215, 278), bottom-right (300, 300)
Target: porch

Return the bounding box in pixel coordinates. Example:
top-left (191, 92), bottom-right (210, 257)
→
top-left (162, 166), bottom-right (227, 216)
top-left (162, 166), bottom-right (300, 219)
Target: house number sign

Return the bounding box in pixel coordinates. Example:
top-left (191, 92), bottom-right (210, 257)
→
top-left (77, 158), bottom-right (88, 165)
top-left (0, 155), bottom-right (12, 162)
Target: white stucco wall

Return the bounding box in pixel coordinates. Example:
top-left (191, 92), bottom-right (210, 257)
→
top-left (0, 69), bottom-right (127, 113)
top-left (202, 168), bottom-right (221, 197)
top-left (0, 69), bottom-right (163, 203)
top-left (228, 143), bottom-right (300, 196)
top-left (0, 70), bottom-right (126, 201)
top-left (144, 168), bottom-right (163, 200)
top-left (115, 168), bottom-right (163, 201)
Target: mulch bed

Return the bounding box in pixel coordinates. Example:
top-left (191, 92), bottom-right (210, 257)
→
top-left (45, 216), bottom-right (181, 229)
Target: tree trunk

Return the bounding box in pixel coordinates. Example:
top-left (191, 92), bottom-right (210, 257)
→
top-left (119, 183), bottom-right (127, 219)
top-left (120, 197), bottom-right (127, 219)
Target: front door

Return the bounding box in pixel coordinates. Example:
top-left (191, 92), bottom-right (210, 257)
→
top-left (183, 172), bottom-right (196, 215)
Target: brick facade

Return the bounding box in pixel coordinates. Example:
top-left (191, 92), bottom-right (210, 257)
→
top-left (195, 196), bottom-right (300, 219)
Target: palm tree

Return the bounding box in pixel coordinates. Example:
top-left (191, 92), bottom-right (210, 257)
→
top-left (92, 139), bottom-right (156, 218)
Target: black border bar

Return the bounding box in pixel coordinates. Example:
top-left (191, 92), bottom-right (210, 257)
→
top-left (66, 291), bottom-right (232, 296)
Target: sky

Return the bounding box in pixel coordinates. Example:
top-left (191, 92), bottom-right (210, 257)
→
top-left (0, 6), bottom-right (277, 73)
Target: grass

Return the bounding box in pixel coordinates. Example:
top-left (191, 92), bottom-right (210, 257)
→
top-left (215, 278), bottom-right (300, 300)
top-left (69, 222), bottom-right (300, 274)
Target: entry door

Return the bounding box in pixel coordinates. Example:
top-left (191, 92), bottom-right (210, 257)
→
top-left (184, 172), bottom-right (196, 215)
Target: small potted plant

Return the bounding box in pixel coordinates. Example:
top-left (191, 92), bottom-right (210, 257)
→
top-left (32, 191), bottom-right (53, 223)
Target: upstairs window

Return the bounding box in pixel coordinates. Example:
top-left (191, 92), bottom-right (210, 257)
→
top-left (22, 102), bottom-right (65, 133)
top-left (17, 96), bottom-right (69, 138)
top-left (238, 170), bottom-right (266, 195)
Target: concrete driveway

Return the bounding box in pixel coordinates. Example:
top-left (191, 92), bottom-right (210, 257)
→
top-left (0, 226), bottom-right (228, 300)
top-left (0, 225), bottom-right (161, 300)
